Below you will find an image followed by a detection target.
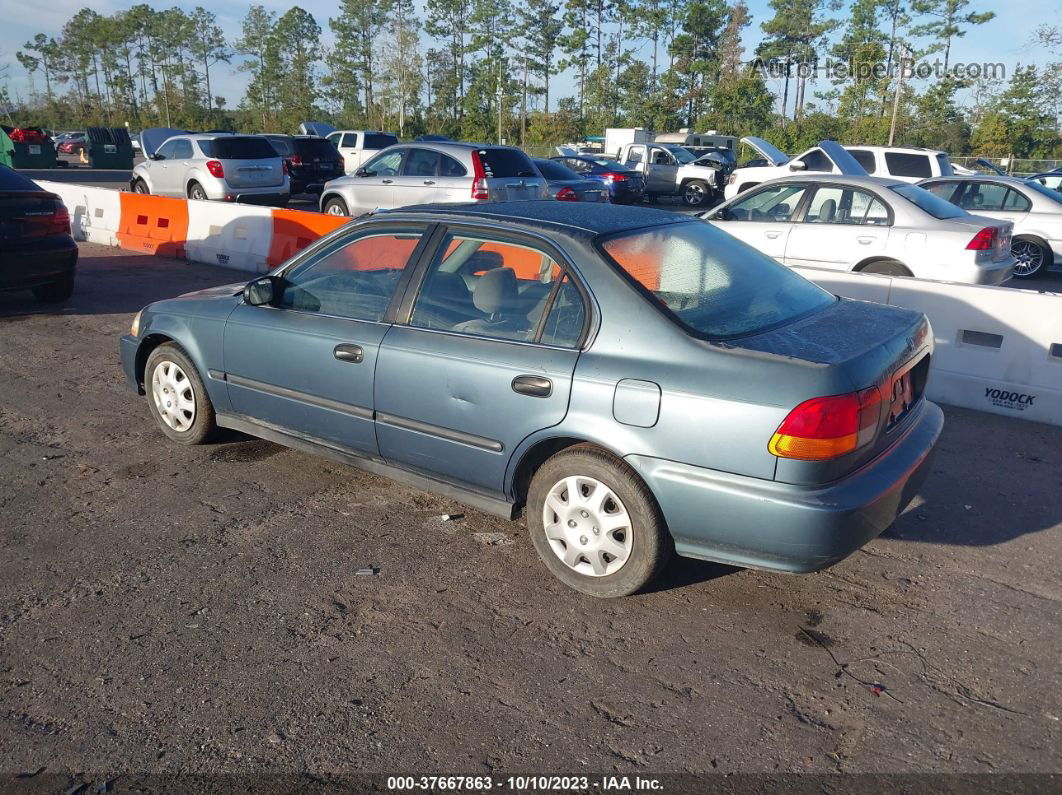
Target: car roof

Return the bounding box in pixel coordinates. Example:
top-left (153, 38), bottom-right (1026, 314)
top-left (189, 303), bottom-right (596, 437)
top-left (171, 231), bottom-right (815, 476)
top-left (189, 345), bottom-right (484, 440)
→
top-left (757, 173), bottom-right (904, 189)
top-left (920, 174), bottom-right (1025, 183)
top-left (0, 163), bottom-right (43, 191)
top-left (380, 200), bottom-right (691, 236)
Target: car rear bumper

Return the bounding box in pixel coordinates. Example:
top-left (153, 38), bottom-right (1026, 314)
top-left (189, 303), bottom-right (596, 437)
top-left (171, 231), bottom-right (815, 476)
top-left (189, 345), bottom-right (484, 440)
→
top-left (0, 237), bottom-right (78, 291)
top-left (626, 400), bottom-right (944, 573)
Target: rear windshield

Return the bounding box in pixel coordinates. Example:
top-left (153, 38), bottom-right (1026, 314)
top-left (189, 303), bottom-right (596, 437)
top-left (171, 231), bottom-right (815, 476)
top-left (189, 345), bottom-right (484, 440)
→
top-left (265, 137), bottom-right (295, 156)
top-left (535, 159), bottom-right (579, 180)
top-left (890, 183), bottom-right (965, 219)
top-left (199, 137), bottom-right (278, 159)
top-left (0, 164), bottom-right (42, 191)
top-left (477, 148), bottom-right (538, 178)
top-left (600, 221), bottom-right (834, 339)
top-left (296, 138), bottom-right (341, 158)
top-left (588, 158), bottom-right (628, 171)
top-left (364, 133), bottom-right (398, 150)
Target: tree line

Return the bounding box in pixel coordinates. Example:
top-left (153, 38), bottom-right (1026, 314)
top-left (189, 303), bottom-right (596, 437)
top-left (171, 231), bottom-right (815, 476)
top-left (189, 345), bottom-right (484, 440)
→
top-left (7, 0), bottom-right (1062, 158)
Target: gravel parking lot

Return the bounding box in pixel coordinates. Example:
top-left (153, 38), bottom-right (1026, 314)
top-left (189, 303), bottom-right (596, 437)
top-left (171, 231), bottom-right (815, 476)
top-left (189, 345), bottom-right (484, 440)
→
top-left (1, 244), bottom-right (1061, 790)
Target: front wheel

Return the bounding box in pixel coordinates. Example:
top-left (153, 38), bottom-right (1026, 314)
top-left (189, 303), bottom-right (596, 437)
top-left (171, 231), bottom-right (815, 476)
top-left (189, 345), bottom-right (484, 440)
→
top-left (1011, 237), bottom-right (1048, 279)
top-left (527, 445), bottom-right (672, 598)
top-left (323, 196), bottom-right (349, 216)
top-left (682, 180), bottom-right (712, 208)
top-left (144, 343), bottom-right (218, 445)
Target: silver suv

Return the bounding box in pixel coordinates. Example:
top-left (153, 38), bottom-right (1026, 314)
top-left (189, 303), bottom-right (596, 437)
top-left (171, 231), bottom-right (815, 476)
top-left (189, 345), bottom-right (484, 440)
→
top-left (131, 130), bottom-right (290, 205)
top-left (319, 142), bottom-right (548, 216)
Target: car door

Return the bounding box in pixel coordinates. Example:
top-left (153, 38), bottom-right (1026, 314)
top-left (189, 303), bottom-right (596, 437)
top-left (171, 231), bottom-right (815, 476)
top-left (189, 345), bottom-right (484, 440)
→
top-left (329, 132), bottom-right (359, 174)
top-left (150, 139), bottom-right (181, 195)
top-left (222, 225), bottom-right (432, 455)
top-left (622, 145), bottom-right (648, 183)
top-left (432, 152), bottom-right (471, 204)
top-left (347, 148), bottom-right (405, 215)
top-left (169, 138), bottom-right (195, 196)
top-left (646, 146), bottom-right (679, 193)
top-left (392, 147), bottom-right (440, 208)
top-left (373, 227), bottom-right (588, 496)
top-left (784, 184), bottom-right (891, 269)
top-left (708, 182), bottom-right (809, 261)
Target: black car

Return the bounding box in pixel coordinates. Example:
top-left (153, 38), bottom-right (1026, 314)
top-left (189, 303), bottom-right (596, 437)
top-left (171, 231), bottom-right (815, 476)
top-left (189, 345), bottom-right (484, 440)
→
top-left (0, 165), bottom-right (77, 302)
top-left (550, 155), bottom-right (645, 204)
top-left (261, 135), bottom-right (345, 196)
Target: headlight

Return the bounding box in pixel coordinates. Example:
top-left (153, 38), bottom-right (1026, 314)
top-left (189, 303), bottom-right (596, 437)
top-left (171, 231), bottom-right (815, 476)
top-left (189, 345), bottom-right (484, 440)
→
top-left (130, 310), bottom-right (143, 337)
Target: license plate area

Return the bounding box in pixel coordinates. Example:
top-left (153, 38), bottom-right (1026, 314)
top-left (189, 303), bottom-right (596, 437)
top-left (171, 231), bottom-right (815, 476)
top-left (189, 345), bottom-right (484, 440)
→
top-left (886, 354), bottom-right (930, 431)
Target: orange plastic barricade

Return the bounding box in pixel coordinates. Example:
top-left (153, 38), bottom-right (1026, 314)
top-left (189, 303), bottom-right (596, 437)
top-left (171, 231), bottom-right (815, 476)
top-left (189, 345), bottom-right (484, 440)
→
top-left (268, 209), bottom-right (352, 268)
top-left (116, 193), bottom-right (190, 258)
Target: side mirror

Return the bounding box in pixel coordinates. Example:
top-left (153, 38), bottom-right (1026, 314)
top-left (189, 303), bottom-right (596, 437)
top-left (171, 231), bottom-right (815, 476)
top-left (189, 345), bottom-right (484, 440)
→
top-left (788, 161), bottom-right (807, 171)
top-left (243, 276), bottom-right (276, 306)
top-left (355, 167), bottom-right (369, 177)
top-left (703, 206), bottom-right (726, 220)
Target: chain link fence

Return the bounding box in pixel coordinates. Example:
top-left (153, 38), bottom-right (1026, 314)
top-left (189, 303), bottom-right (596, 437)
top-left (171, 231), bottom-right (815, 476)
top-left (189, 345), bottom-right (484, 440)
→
top-left (952, 156), bottom-right (1062, 176)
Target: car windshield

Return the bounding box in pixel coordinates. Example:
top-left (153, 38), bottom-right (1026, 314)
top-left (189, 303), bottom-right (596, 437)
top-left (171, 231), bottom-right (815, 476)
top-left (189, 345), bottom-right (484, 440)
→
top-left (200, 137), bottom-right (278, 159)
top-left (890, 183), bottom-right (965, 219)
top-left (1022, 180), bottom-right (1062, 204)
top-left (600, 221), bottom-right (834, 339)
top-left (663, 145), bottom-right (695, 164)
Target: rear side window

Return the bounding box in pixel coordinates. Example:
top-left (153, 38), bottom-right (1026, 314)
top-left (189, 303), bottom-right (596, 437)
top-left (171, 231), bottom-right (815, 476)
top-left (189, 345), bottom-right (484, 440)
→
top-left (364, 133), bottom-right (399, 150)
top-left (535, 160), bottom-right (579, 180)
top-left (1002, 189), bottom-right (1031, 212)
top-left (884, 152), bottom-right (932, 178)
top-left (600, 221), bottom-right (834, 339)
top-left (439, 155), bottom-right (466, 177)
top-left (476, 148), bottom-right (537, 178)
top-left (848, 150), bottom-right (876, 173)
top-left (200, 137), bottom-right (278, 159)
top-left (404, 148), bottom-right (440, 177)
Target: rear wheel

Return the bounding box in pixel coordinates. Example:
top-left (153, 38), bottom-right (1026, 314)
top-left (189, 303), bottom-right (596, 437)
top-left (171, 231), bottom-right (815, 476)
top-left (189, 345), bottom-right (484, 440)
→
top-left (132, 179), bottom-right (149, 194)
top-left (1011, 237), bottom-right (1048, 279)
top-left (527, 445), bottom-right (671, 598)
top-left (682, 180), bottom-right (712, 208)
top-left (188, 182), bottom-right (208, 202)
top-left (860, 259), bottom-right (912, 277)
top-left (323, 196), bottom-right (349, 216)
top-left (144, 343), bottom-right (218, 445)
top-left (32, 274), bottom-right (75, 303)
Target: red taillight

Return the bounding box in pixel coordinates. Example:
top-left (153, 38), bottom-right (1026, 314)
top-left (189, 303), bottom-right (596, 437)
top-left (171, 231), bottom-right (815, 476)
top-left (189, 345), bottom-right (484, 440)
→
top-left (966, 226), bottom-right (998, 251)
top-left (205, 159), bottom-right (225, 178)
top-left (470, 150), bottom-right (489, 200)
top-left (337, 155), bottom-right (345, 171)
top-left (556, 186), bottom-right (578, 201)
top-left (50, 204), bottom-right (71, 235)
top-left (600, 172), bottom-right (627, 182)
top-left (281, 160), bottom-right (289, 175)
top-left (290, 154), bottom-right (302, 166)
top-left (769, 387), bottom-right (882, 461)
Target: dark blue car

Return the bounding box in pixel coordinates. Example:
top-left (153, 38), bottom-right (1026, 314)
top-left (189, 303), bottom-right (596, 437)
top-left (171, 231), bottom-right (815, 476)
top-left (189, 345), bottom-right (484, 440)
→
top-left (550, 156), bottom-right (645, 204)
top-left (121, 202), bottom-right (941, 597)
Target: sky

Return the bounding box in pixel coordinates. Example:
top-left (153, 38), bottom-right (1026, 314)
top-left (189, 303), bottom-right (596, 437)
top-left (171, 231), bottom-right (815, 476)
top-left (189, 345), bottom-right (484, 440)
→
top-left (1, 0), bottom-right (1058, 119)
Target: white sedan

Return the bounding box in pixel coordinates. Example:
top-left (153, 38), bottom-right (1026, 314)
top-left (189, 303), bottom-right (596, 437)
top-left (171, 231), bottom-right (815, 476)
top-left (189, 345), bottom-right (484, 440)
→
top-left (701, 174), bottom-right (1015, 285)
top-left (918, 174), bottom-right (1062, 279)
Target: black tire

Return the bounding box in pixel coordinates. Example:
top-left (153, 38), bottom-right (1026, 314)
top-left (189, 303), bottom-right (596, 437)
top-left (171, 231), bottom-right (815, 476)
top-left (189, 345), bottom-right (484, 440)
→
top-left (188, 182), bottom-right (208, 202)
top-left (143, 343), bottom-right (218, 445)
top-left (323, 196), bottom-right (349, 216)
top-left (527, 445), bottom-right (672, 598)
top-left (132, 179), bottom-right (149, 194)
top-left (681, 179), bottom-right (712, 208)
top-left (32, 274), bottom-right (75, 303)
top-left (1011, 237), bottom-right (1048, 279)
top-left (860, 259), bottom-right (912, 277)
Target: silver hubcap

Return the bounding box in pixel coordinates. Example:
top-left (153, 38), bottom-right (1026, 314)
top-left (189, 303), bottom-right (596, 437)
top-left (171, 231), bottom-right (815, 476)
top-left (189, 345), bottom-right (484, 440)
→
top-left (542, 476), bottom-right (632, 577)
top-left (326, 203), bottom-right (344, 215)
top-left (151, 360), bottom-right (196, 432)
top-left (685, 184), bottom-right (705, 204)
top-left (1012, 241), bottom-right (1043, 276)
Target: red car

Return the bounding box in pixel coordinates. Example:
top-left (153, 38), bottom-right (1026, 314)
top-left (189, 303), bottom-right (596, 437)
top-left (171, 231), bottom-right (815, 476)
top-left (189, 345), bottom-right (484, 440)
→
top-left (57, 133), bottom-right (86, 155)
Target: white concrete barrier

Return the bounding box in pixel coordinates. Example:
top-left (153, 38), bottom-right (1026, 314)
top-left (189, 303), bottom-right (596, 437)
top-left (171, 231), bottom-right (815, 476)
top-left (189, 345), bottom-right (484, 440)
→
top-left (796, 267), bottom-right (1062, 427)
top-left (38, 179), bottom-right (122, 246)
top-left (185, 200), bottom-right (274, 273)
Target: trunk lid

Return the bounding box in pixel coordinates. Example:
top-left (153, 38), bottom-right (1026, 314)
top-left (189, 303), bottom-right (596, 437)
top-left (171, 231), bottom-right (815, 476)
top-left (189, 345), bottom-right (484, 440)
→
top-left (735, 298), bottom-right (932, 484)
top-left (0, 192), bottom-right (65, 241)
top-left (225, 158), bottom-right (284, 188)
top-left (475, 147), bottom-right (548, 201)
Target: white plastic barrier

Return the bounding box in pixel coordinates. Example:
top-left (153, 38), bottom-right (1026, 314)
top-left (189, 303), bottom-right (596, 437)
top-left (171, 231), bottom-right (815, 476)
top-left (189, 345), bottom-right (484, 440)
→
top-left (38, 179), bottom-right (122, 246)
top-left (795, 266), bottom-right (1062, 427)
top-left (185, 200), bottom-right (274, 273)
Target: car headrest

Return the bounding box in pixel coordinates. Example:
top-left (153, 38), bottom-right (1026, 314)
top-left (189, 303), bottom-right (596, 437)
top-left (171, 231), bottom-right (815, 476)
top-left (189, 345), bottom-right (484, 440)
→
top-left (465, 250), bottom-right (504, 273)
top-left (818, 198), bottom-right (836, 222)
top-left (472, 267), bottom-right (518, 316)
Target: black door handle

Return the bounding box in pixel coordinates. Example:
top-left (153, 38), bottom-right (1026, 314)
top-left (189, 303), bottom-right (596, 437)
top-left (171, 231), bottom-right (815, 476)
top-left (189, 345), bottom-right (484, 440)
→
top-left (334, 344), bottom-right (364, 363)
top-left (423, 180), bottom-right (436, 185)
top-left (382, 179), bottom-right (393, 184)
top-left (512, 375), bottom-right (552, 398)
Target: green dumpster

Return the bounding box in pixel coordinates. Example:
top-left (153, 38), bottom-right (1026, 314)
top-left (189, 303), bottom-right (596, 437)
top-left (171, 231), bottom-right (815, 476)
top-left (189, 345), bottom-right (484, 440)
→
top-left (0, 126), bottom-right (58, 168)
top-left (87, 127), bottom-right (134, 169)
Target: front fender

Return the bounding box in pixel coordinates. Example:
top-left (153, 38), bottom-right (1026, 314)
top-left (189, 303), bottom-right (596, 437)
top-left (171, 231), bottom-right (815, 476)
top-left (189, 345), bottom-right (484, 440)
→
top-left (135, 310), bottom-right (232, 413)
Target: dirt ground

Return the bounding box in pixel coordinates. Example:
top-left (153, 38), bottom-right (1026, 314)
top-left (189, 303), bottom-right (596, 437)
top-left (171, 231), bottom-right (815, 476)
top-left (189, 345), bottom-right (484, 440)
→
top-left (1, 244), bottom-right (1060, 792)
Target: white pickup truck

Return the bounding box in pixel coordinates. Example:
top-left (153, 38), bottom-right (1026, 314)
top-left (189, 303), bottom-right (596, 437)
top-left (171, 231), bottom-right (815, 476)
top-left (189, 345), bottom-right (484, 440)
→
top-left (325, 130), bottom-right (400, 175)
top-left (615, 141), bottom-right (728, 207)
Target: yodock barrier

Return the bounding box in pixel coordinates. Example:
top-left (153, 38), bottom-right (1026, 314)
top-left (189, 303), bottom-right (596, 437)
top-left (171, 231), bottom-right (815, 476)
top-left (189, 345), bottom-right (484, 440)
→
top-left (37, 180), bottom-right (122, 246)
top-left (267, 209), bottom-right (351, 268)
top-left (117, 192), bottom-right (189, 258)
top-left (794, 267), bottom-right (1062, 427)
top-left (186, 200), bottom-right (274, 273)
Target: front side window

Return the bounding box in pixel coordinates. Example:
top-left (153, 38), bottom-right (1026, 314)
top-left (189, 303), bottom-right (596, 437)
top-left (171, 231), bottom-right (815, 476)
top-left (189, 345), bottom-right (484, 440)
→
top-left (154, 140), bottom-right (179, 160)
top-left (601, 221), bottom-right (834, 339)
top-left (410, 234), bottom-right (584, 346)
top-left (341, 133), bottom-right (360, 148)
top-left (884, 152), bottom-right (932, 178)
top-left (625, 148), bottom-right (643, 166)
top-left (362, 149), bottom-right (404, 177)
top-left (277, 231), bottom-right (423, 321)
top-left (804, 186), bottom-right (890, 225)
top-left (724, 183), bottom-right (808, 222)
